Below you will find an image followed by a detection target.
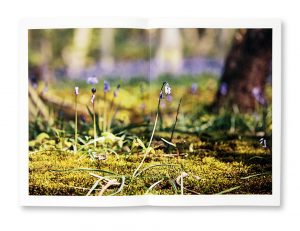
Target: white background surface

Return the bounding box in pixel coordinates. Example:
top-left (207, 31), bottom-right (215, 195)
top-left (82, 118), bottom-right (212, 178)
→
top-left (0, 0), bottom-right (298, 230)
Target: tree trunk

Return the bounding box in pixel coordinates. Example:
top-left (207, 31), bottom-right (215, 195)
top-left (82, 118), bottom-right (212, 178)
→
top-left (213, 29), bottom-right (272, 112)
top-left (63, 28), bottom-right (92, 79)
top-left (100, 28), bottom-right (115, 71)
top-left (155, 29), bottom-right (183, 74)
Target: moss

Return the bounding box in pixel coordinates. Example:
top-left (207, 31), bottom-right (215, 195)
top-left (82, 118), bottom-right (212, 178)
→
top-left (29, 138), bottom-right (272, 195)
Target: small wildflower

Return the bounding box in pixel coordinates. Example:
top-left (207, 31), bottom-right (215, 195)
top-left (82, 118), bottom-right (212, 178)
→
top-left (220, 82), bottom-right (228, 96)
top-left (159, 91), bottom-right (163, 99)
top-left (104, 81), bottom-right (110, 93)
top-left (252, 87), bottom-right (266, 105)
top-left (164, 83), bottom-right (171, 95)
top-left (30, 77), bottom-right (38, 89)
top-left (80, 115), bottom-right (86, 123)
top-left (191, 83), bottom-right (197, 94)
top-left (74, 86), bottom-right (79, 95)
top-left (91, 88), bottom-right (96, 104)
top-left (252, 87), bottom-right (260, 97)
top-left (167, 94), bottom-right (172, 102)
top-left (133, 81), bottom-right (171, 178)
top-left (32, 82), bottom-right (38, 89)
top-left (87, 76), bottom-right (98, 85)
top-left (113, 84), bottom-right (121, 97)
top-left (91, 95), bottom-right (95, 104)
top-left (90, 87), bottom-right (97, 147)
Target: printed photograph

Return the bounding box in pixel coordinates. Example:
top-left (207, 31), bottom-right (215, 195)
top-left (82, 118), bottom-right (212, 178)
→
top-left (28, 28), bottom-right (272, 196)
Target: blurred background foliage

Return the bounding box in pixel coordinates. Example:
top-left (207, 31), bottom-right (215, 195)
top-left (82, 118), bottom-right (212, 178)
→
top-left (28, 28), bottom-right (272, 141)
top-left (28, 28), bottom-right (234, 81)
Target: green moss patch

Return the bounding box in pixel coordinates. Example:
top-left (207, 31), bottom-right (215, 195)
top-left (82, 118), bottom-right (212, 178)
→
top-left (29, 138), bottom-right (271, 196)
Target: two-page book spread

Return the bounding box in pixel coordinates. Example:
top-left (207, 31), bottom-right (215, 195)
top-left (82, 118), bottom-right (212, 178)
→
top-left (19, 18), bottom-right (281, 206)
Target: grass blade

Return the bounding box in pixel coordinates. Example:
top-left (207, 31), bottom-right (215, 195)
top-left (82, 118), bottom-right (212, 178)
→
top-left (168, 178), bottom-right (178, 195)
top-left (109, 176), bottom-right (126, 196)
top-left (86, 179), bottom-right (101, 196)
top-left (216, 186), bottom-right (241, 195)
top-left (145, 178), bottom-right (164, 194)
top-left (78, 137), bottom-right (105, 150)
top-left (98, 179), bottom-right (120, 196)
top-left (161, 138), bottom-right (176, 147)
top-left (50, 168), bottom-right (116, 175)
top-left (241, 172), bottom-right (271, 180)
top-left (135, 164), bottom-right (178, 178)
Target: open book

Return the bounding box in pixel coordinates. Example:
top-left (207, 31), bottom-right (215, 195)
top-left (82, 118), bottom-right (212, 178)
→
top-left (19, 18), bottom-right (281, 206)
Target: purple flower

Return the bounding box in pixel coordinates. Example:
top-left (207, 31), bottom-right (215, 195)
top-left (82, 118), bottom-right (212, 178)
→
top-left (220, 82), bottom-right (228, 96)
top-left (191, 83), bottom-right (197, 94)
top-left (87, 76), bottom-right (98, 85)
top-left (159, 82), bottom-right (171, 100)
top-left (252, 87), bottom-right (260, 97)
top-left (167, 94), bottom-right (172, 102)
top-left (104, 80), bottom-right (110, 93)
top-left (159, 90), bottom-right (163, 99)
top-left (252, 87), bottom-right (266, 105)
top-left (80, 115), bottom-right (86, 123)
top-left (114, 84), bottom-right (121, 97)
top-left (32, 82), bottom-right (38, 89)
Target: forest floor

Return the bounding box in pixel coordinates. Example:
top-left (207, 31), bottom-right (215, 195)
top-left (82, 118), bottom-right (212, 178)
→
top-left (29, 75), bottom-right (272, 196)
top-left (29, 134), bottom-right (272, 195)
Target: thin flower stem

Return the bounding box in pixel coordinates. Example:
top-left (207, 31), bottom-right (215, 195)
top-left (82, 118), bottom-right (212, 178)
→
top-left (99, 100), bottom-right (102, 133)
top-left (74, 94), bottom-right (78, 154)
top-left (148, 112), bottom-right (159, 149)
top-left (132, 82), bottom-right (167, 177)
top-left (167, 97), bottom-right (182, 152)
top-left (132, 109), bottom-right (159, 178)
top-left (107, 97), bottom-right (115, 132)
top-left (148, 82), bottom-right (166, 147)
top-left (103, 92), bottom-right (107, 132)
top-left (93, 101), bottom-right (96, 148)
top-left (110, 106), bottom-right (119, 126)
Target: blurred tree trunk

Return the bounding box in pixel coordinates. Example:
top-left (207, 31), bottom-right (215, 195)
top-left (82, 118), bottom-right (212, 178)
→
top-left (213, 29), bottom-right (272, 112)
top-left (63, 28), bottom-right (92, 78)
top-left (39, 32), bottom-right (53, 83)
top-left (156, 29), bottom-right (183, 74)
top-left (100, 29), bottom-right (115, 71)
top-left (28, 30), bottom-right (54, 83)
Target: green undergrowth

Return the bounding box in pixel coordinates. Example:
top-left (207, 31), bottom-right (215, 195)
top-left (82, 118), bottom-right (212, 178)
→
top-left (29, 137), bottom-right (272, 196)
